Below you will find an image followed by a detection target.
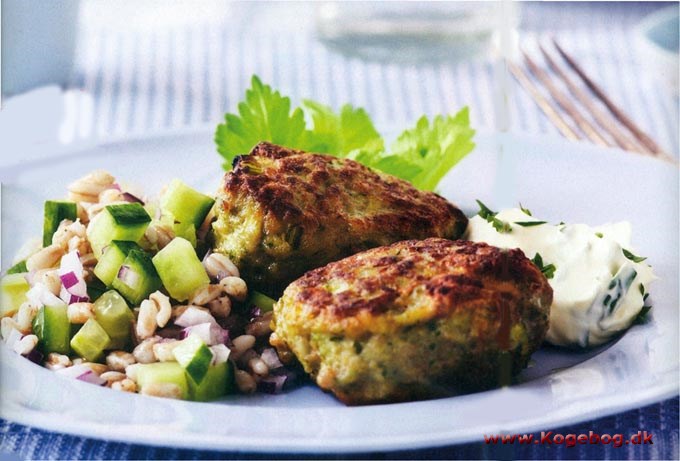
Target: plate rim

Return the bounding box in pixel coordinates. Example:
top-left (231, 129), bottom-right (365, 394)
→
top-left (1, 128), bottom-right (678, 453)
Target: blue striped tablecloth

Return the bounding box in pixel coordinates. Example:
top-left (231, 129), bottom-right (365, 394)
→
top-left (1, 2), bottom-right (678, 459)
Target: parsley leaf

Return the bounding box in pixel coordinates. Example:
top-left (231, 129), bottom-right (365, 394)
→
top-left (595, 232), bottom-right (603, 238)
top-left (532, 253), bottom-right (556, 279)
top-left (215, 76), bottom-right (309, 168)
top-left (475, 199), bottom-right (512, 233)
top-left (515, 221), bottom-right (547, 227)
top-left (622, 248), bottom-right (647, 263)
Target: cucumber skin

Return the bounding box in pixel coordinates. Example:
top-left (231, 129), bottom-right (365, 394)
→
top-left (250, 291), bottom-right (276, 313)
top-left (94, 240), bottom-right (143, 286)
top-left (111, 249), bottom-right (162, 306)
top-left (173, 335), bottom-right (212, 384)
top-left (152, 238), bottom-right (210, 302)
top-left (87, 205), bottom-right (151, 258)
top-left (70, 318), bottom-right (111, 362)
top-left (106, 203), bottom-right (152, 226)
top-left (6, 260), bottom-right (28, 275)
top-left (189, 362), bottom-right (234, 401)
top-left (43, 201), bottom-right (77, 247)
top-left (161, 179), bottom-right (215, 228)
top-left (33, 303), bottom-right (71, 355)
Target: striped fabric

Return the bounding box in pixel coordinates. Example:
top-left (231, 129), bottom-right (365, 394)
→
top-left (62, 1), bottom-right (679, 155)
top-left (1, 2), bottom-right (678, 459)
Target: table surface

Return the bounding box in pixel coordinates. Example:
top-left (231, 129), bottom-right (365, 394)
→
top-left (1, 1), bottom-right (678, 459)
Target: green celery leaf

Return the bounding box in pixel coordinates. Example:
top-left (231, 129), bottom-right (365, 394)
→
top-left (389, 108), bottom-right (475, 191)
top-left (302, 101), bottom-right (384, 156)
top-left (215, 76), bottom-right (309, 168)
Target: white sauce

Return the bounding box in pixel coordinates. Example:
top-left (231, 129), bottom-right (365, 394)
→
top-left (466, 208), bottom-right (656, 348)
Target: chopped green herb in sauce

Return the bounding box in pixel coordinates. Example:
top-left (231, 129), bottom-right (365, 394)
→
top-left (515, 221), bottom-right (547, 227)
top-left (475, 199), bottom-right (512, 233)
top-left (622, 248), bottom-right (647, 263)
top-left (531, 253), bottom-right (556, 279)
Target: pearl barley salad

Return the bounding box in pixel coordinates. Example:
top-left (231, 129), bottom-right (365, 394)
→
top-left (1, 170), bottom-right (295, 401)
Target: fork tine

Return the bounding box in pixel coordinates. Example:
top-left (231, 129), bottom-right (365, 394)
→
top-left (552, 38), bottom-right (667, 157)
top-left (508, 62), bottom-right (582, 141)
top-left (520, 48), bottom-right (613, 148)
top-left (537, 43), bottom-right (652, 155)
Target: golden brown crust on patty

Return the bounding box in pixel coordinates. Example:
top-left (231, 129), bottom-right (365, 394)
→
top-left (213, 142), bottom-right (468, 296)
top-left (272, 239), bottom-right (553, 404)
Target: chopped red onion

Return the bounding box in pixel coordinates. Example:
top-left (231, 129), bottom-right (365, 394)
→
top-left (174, 306), bottom-right (219, 328)
top-left (210, 344), bottom-right (231, 365)
top-left (260, 348), bottom-right (283, 370)
top-left (59, 271), bottom-right (79, 289)
top-left (121, 192), bottom-right (144, 205)
top-left (59, 287), bottom-right (89, 304)
top-left (76, 370), bottom-right (107, 386)
top-left (257, 374), bottom-right (288, 394)
top-left (27, 283), bottom-right (64, 307)
top-left (249, 306), bottom-right (261, 321)
top-left (58, 250), bottom-right (88, 304)
top-left (55, 364), bottom-right (105, 386)
top-left (110, 183), bottom-right (122, 191)
top-left (116, 265), bottom-right (140, 288)
top-left (181, 322), bottom-right (229, 346)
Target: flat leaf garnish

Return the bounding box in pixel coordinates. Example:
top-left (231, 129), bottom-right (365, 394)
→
top-left (388, 109), bottom-right (476, 191)
top-left (302, 101), bottom-right (384, 156)
top-left (215, 76), bottom-right (475, 191)
top-left (475, 199), bottom-right (512, 233)
top-left (622, 248), bottom-right (647, 263)
top-left (519, 203), bottom-right (532, 216)
top-left (532, 252), bottom-right (556, 279)
top-left (215, 76), bottom-right (308, 169)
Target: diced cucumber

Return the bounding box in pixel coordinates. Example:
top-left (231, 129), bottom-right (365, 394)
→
top-left (70, 318), bottom-right (111, 362)
top-left (1, 274), bottom-right (30, 318)
top-left (160, 179), bottom-right (215, 228)
top-left (94, 240), bottom-right (143, 286)
top-left (6, 260), bottom-right (28, 275)
top-left (171, 219), bottom-right (197, 248)
top-left (93, 290), bottom-right (134, 350)
top-left (111, 249), bottom-right (162, 306)
top-left (155, 213), bottom-right (197, 248)
top-left (173, 334), bottom-right (213, 384)
top-left (86, 278), bottom-right (107, 302)
top-left (43, 200), bottom-right (77, 247)
top-left (135, 362), bottom-right (189, 399)
top-left (86, 203), bottom-right (151, 258)
top-left (32, 302), bottom-right (70, 354)
top-left (189, 361), bottom-right (234, 402)
top-left (250, 291), bottom-right (276, 313)
top-left (152, 238), bottom-right (209, 301)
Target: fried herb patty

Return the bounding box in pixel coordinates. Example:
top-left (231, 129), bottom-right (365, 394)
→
top-left (212, 142), bottom-right (468, 296)
top-left (271, 239), bottom-right (552, 405)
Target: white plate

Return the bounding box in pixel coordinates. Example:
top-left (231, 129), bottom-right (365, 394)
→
top-left (1, 129), bottom-right (678, 453)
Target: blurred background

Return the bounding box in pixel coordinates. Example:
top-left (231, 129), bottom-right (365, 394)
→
top-left (0, 1), bottom-right (678, 164)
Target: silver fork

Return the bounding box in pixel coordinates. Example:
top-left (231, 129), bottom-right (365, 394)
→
top-left (509, 38), bottom-right (672, 162)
